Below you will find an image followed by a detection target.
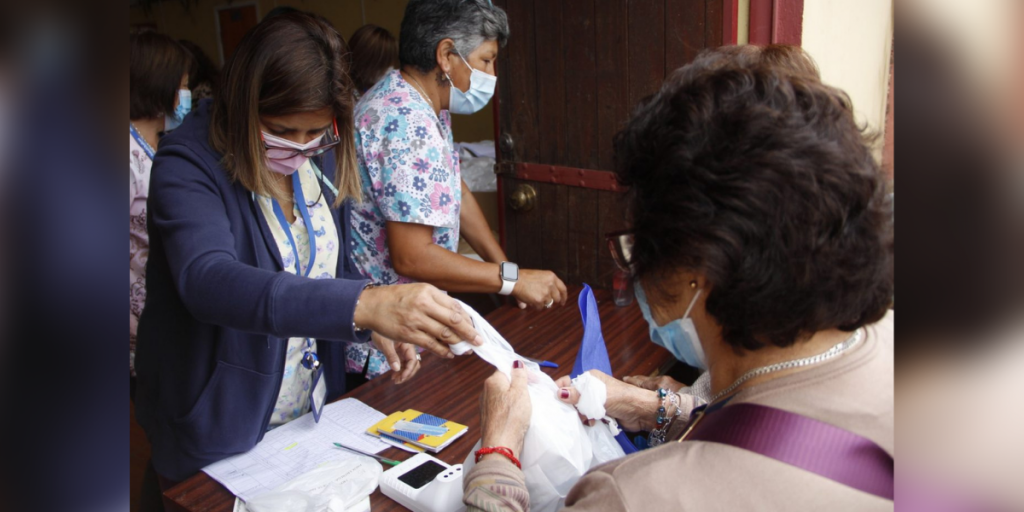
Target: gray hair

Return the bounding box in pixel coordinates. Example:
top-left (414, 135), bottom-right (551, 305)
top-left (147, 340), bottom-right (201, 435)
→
top-left (399, 0), bottom-right (510, 73)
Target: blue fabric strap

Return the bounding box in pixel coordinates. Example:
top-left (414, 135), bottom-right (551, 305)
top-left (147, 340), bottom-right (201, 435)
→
top-left (130, 124), bottom-right (155, 159)
top-left (270, 170), bottom-right (319, 362)
top-left (270, 171), bottom-right (317, 278)
top-left (571, 284), bottom-right (640, 454)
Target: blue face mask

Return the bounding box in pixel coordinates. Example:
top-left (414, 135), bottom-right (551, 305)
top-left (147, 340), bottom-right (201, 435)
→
top-left (446, 51), bottom-right (496, 115)
top-left (164, 89), bottom-right (192, 132)
top-left (635, 281), bottom-right (708, 370)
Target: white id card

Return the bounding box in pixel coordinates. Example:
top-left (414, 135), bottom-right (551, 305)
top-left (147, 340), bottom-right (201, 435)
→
top-left (310, 366), bottom-right (326, 423)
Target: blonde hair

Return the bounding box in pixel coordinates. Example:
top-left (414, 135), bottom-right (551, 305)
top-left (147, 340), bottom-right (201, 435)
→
top-left (210, 11), bottom-right (361, 206)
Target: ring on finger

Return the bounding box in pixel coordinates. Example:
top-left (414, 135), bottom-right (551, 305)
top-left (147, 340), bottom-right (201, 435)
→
top-left (544, 298), bottom-right (554, 308)
top-left (416, 353), bottom-right (422, 361)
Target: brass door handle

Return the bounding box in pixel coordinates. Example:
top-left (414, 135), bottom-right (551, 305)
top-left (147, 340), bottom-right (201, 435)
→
top-left (509, 184), bottom-right (537, 212)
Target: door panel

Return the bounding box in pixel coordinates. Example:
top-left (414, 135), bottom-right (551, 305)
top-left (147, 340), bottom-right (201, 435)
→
top-left (595, 0), bottom-right (629, 171)
top-left (218, 5), bottom-right (258, 63)
top-left (495, 0), bottom-right (725, 289)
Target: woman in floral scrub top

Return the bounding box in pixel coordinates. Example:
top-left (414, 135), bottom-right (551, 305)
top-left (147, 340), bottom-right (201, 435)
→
top-left (348, 0), bottom-right (568, 379)
top-left (129, 32), bottom-right (193, 390)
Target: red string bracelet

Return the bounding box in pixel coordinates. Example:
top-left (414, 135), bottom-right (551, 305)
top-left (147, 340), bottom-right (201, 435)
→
top-left (474, 446), bottom-right (521, 469)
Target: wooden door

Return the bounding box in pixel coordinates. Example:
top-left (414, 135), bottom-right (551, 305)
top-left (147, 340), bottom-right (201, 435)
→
top-left (217, 4), bottom-right (258, 64)
top-left (493, 0), bottom-right (726, 289)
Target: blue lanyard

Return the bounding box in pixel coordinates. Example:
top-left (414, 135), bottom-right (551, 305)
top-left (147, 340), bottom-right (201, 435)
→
top-left (271, 171), bottom-right (317, 278)
top-left (271, 170), bottom-right (320, 368)
top-left (130, 124), bottom-right (156, 159)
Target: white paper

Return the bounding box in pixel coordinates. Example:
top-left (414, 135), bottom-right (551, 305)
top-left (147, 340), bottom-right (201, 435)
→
top-left (204, 398), bottom-right (390, 502)
top-left (234, 496), bottom-right (371, 512)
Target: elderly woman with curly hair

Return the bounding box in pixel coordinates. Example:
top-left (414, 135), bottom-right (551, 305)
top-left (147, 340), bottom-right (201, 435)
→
top-left (466, 45), bottom-right (895, 512)
top-left (348, 0), bottom-right (566, 380)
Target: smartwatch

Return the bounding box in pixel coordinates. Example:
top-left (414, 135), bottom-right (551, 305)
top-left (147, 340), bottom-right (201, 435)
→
top-left (498, 261), bottom-right (519, 296)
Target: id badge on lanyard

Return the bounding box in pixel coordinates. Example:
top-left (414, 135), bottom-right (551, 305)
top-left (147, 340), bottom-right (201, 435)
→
top-left (272, 170), bottom-right (327, 422)
top-left (130, 124), bottom-right (155, 159)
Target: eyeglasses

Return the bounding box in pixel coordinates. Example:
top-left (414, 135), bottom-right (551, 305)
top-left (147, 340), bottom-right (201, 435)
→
top-left (605, 230), bottom-right (634, 273)
top-left (262, 118), bottom-right (342, 159)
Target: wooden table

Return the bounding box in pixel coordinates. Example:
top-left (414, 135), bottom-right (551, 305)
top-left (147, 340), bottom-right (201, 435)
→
top-left (165, 286), bottom-right (669, 512)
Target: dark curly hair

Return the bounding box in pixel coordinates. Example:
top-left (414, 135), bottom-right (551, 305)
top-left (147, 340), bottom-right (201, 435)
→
top-left (614, 45), bottom-right (893, 352)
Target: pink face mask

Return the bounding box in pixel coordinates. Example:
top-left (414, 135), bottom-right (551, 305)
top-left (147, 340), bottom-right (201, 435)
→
top-left (262, 131), bottom-right (325, 175)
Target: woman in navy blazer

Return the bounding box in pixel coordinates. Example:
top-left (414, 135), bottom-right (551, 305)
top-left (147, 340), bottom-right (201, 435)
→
top-left (134, 12), bottom-right (483, 484)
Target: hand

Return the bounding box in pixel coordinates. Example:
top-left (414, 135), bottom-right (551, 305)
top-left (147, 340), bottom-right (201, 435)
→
top-left (511, 269), bottom-right (568, 310)
top-left (623, 374), bottom-right (685, 393)
top-left (479, 362), bottom-right (532, 459)
top-left (371, 333), bottom-right (422, 384)
top-left (554, 370), bottom-right (660, 432)
top-left (354, 283), bottom-right (483, 358)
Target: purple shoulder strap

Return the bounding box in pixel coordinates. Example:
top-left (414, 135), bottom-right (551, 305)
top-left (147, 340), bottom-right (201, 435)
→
top-left (687, 403), bottom-right (893, 500)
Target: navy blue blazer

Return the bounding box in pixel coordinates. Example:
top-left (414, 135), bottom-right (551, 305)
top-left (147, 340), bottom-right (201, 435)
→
top-left (135, 100), bottom-right (371, 481)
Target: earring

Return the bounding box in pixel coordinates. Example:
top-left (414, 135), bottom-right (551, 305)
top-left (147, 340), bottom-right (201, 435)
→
top-left (689, 280), bottom-right (697, 289)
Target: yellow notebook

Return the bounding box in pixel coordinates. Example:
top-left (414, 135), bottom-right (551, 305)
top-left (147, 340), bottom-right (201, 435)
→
top-left (366, 410), bottom-right (468, 453)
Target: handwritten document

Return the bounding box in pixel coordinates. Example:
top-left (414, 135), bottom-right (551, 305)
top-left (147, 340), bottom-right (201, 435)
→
top-left (204, 398), bottom-right (390, 501)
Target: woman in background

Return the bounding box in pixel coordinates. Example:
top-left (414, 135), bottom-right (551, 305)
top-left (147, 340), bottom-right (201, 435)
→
top-left (348, 24), bottom-right (398, 96)
top-left (177, 39), bottom-right (219, 106)
top-left (348, 0), bottom-right (566, 380)
top-left (129, 31), bottom-right (194, 398)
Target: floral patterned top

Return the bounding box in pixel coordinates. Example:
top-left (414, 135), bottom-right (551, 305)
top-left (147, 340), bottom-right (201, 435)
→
top-left (130, 128), bottom-right (155, 377)
top-left (255, 160), bottom-right (340, 426)
top-left (348, 70), bottom-right (463, 378)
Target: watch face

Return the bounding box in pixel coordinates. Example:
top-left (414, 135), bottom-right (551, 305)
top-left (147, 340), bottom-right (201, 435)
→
top-left (502, 262), bottom-right (519, 281)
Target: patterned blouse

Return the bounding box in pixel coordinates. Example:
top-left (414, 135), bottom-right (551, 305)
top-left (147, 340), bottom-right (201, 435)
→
top-left (255, 161), bottom-right (340, 426)
top-left (130, 128), bottom-right (155, 377)
top-left (347, 70), bottom-right (463, 378)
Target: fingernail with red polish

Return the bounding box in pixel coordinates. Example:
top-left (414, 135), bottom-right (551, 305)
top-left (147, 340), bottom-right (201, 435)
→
top-left (513, 360), bottom-right (523, 369)
top-left (559, 389), bottom-right (569, 399)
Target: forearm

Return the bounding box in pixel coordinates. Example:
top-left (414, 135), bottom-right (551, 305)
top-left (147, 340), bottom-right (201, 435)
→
top-left (151, 147), bottom-right (369, 343)
top-left (393, 242), bottom-right (504, 293)
top-left (179, 255), bottom-right (370, 343)
top-left (459, 180), bottom-right (506, 263)
top-left (463, 459), bottom-right (530, 512)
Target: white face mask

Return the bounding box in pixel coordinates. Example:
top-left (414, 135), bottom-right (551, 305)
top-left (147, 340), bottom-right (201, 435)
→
top-left (446, 51), bottom-right (497, 115)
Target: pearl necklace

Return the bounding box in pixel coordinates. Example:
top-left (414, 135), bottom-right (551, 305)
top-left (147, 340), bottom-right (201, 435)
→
top-left (709, 328), bottom-right (864, 403)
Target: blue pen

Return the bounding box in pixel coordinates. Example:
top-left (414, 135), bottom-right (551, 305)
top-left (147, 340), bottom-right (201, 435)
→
top-left (523, 356), bottom-right (558, 369)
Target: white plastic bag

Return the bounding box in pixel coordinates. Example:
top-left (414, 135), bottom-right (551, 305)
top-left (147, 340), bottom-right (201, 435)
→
top-left (458, 148), bottom-right (497, 192)
top-left (244, 457), bottom-right (381, 512)
top-left (453, 302), bottom-right (624, 512)
top-left (573, 372), bottom-right (627, 466)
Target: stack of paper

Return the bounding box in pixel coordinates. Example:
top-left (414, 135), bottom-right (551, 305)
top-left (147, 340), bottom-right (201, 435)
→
top-left (203, 398), bottom-right (390, 502)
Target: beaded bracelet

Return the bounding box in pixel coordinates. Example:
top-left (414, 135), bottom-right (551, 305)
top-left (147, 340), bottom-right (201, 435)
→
top-left (474, 446), bottom-right (522, 469)
top-left (648, 388), bottom-right (682, 447)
